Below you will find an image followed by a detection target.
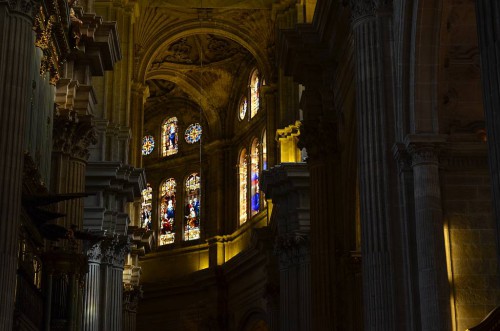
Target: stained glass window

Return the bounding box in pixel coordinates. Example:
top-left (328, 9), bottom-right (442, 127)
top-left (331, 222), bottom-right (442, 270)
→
top-left (142, 135), bottom-right (155, 156)
top-left (185, 123), bottom-right (202, 144)
top-left (250, 69), bottom-right (260, 119)
top-left (262, 131), bottom-right (267, 208)
top-left (159, 178), bottom-right (176, 245)
top-left (162, 117), bottom-right (178, 157)
top-left (239, 97), bottom-right (247, 121)
top-left (239, 149), bottom-right (248, 225)
top-left (184, 173), bottom-right (201, 241)
top-left (141, 184), bottom-right (153, 230)
top-left (250, 139), bottom-right (260, 215)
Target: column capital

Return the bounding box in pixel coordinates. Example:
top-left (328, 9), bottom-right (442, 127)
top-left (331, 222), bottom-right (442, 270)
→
top-left (404, 134), bottom-right (447, 167)
top-left (1, 0), bottom-right (40, 19)
top-left (101, 236), bottom-right (130, 267)
top-left (347, 0), bottom-right (393, 23)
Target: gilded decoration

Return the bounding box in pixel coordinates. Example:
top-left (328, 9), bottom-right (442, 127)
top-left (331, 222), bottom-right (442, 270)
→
top-left (33, 0), bottom-right (72, 85)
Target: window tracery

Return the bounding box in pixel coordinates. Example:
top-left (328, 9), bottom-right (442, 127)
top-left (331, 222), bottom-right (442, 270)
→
top-left (142, 135), bottom-right (155, 156)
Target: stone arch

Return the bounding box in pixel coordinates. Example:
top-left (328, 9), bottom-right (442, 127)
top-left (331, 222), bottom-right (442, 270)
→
top-left (137, 22), bottom-right (272, 86)
top-left (237, 308), bottom-right (268, 331)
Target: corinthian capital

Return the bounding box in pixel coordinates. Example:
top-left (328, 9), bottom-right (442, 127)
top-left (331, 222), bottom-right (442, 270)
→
top-left (348, 0), bottom-right (392, 22)
top-left (1, 0), bottom-right (40, 19)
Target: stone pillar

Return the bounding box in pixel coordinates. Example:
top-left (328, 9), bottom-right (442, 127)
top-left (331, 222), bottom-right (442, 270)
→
top-left (406, 137), bottom-right (451, 331)
top-left (123, 287), bottom-right (142, 331)
top-left (476, 0), bottom-right (500, 258)
top-left (0, 0), bottom-right (37, 328)
top-left (298, 89), bottom-right (338, 329)
top-left (349, 1), bottom-right (396, 329)
top-left (262, 84), bottom-right (278, 168)
top-left (262, 163), bottom-right (311, 331)
top-left (101, 238), bottom-right (128, 331)
top-left (82, 243), bottom-right (102, 331)
top-left (130, 82), bottom-right (149, 168)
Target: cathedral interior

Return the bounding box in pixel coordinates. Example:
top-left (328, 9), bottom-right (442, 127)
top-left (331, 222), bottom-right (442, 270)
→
top-left (2, 0), bottom-right (500, 330)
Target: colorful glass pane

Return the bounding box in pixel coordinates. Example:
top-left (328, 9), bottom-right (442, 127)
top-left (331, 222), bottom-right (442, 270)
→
top-left (184, 123), bottom-right (202, 144)
top-left (262, 131), bottom-right (267, 208)
top-left (142, 135), bottom-right (155, 156)
top-left (239, 97), bottom-right (247, 120)
top-left (140, 184), bottom-right (153, 230)
top-left (250, 70), bottom-right (260, 119)
top-left (159, 178), bottom-right (176, 245)
top-left (162, 117), bottom-right (178, 157)
top-left (239, 149), bottom-right (248, 225)
top-left (250, 139), bottom-right (260, 215)
top-left (184, 173), bottom-right (200, 241)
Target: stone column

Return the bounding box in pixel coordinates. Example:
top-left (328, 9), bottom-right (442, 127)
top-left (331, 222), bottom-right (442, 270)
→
top-left (262, 84), bottom-right (278, 168)
top-left (0, 0), bottom-right (37, 328)
top-left (476, 1), bottom-right (500, 258)
top-left (349, 1), bottom-right (396, 329)
top-left (101, 237), bottom-right (128, 331)
top-left (123, 287), bottom-right (142, 331)
top-left (406, 138), bottom-right (451, 331)
top-left (82, 243), bottom-right (102, 331)
top-left (262, 163), bottom-right (311, 331)
top-left (299, 89), bottom-right (339, 329)
top-left (130, 82), bottom-right (149, 168)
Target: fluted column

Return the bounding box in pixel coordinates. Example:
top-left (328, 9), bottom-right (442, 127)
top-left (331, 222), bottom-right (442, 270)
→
top-left (123, 287), bottom-right (142, 331)
top-left (82, 243), bottom-right (102, 331)
top-left (350, 1), bottom-right (396, 329)
top-left (476, 1), bottom-right (500, 258)
top-left (406, 139), bottom-right (451, 331)
top-left (0, 0), bottom-right (38, 328)
top-left (101, 238), bottom-right (128, 331)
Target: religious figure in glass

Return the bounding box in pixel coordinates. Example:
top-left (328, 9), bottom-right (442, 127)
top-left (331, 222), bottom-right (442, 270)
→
top-left (159, 178), bottom-right (176, 245)
top-left (250, 69), bottom-right (260, 119)
top-left (141, 184), bottom-right (153, 230)
top-left (184, 173), bottom-right (201, 241)
top-left (262, 130), bottom-right (267, 208)
top-left (239, 149), bottom-right (248, 225)
top-left (162, 117), bottom-right (178, 156)
top-left (142, 135), bottom-right (155, 156)
top-left (250, 139), bottom-right (260, 215)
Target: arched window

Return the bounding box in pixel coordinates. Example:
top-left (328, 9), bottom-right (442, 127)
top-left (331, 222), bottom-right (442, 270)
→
top-left (239, 149), bottom-right (248, 225)
top-left (250, 69), bottom-right (260, 119)
top-left (262, 130), bottom-right (267, 171)
top-left (262, 131), bottom-right (267, 208)
top-left (250, 138), bottom-right (260, 216)
top-left (159, 178), bottom-right (176, 245)
top-left (141, 183), bottom-right (153, 230)
top-left (142, 135), bottom-right (155, 156)
top-left (239, 96), bottom-right (248, 121)
top-left (184, 173), bottom-right (201, 241)
top-left (162, 117), bottom-right (178, 156)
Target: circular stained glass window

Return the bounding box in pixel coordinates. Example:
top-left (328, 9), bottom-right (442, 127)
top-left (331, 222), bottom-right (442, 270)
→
top-left (185, 123), bottom-right (202, 144)
top-left (142, 135), bottom-right (155, 155)
top-left (239, 97), bottom-right (247, 121)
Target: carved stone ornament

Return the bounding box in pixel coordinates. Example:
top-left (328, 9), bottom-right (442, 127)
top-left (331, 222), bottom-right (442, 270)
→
top-left (101, 236), bottom-right (131, 267)
top-left (274, 233), bottom-right (309, 266)
top-left (407, 144), bottom-right (439, 167)
top-left (52, 111), bottom-right (97, 160)
top-left (347, 0), bottom-right (393, 22)
top-left (85, 242), bottom-right (102, 263)
top-left (3, 0), bottom-right (40, 18)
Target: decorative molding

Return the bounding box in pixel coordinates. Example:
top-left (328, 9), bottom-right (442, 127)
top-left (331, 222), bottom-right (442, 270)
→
top-left (2, 0), bottom-right (40, 19)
